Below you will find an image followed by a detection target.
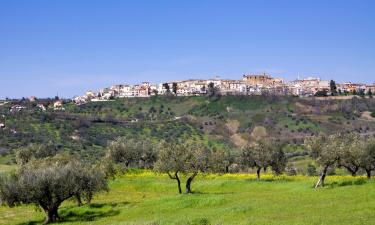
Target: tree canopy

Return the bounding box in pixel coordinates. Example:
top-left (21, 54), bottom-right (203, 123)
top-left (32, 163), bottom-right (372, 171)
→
top-left (240, 140), bottom-right (286, 179)
top-left (154, 141), bottom-right (210, 193)
top-left (0, 155), bottom-right (108, 223)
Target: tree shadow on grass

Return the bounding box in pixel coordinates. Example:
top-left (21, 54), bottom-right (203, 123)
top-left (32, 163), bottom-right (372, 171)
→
top-left (59, 208), bottom-right (120, 223)
top-left (192, 191), bottom-right (235, 195)
top-left (17, 202), bottom-right (129, 225)
top-left (87, 201), bottom-right (130, 209)
top-left (326, 178), bottom-right (367, 189)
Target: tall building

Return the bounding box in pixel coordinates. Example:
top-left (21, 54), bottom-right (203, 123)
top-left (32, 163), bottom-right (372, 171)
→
top-left (242, 73), bottom-right (283, 86)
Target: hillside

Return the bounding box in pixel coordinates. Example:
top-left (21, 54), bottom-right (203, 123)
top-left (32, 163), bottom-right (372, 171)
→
top-left (1, 96), bottom-right (375, 173)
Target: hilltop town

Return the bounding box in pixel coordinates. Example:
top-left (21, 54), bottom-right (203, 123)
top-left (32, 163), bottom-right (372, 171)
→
top-left (73, 73), bottom-right (375, 104)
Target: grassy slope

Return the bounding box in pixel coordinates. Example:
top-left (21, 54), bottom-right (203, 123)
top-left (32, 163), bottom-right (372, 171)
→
top-left (1, 173), bottom-right (374, 225)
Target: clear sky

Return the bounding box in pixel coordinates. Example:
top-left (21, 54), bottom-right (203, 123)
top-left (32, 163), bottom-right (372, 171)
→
top-left (0, 0), bottom-right (374, 99)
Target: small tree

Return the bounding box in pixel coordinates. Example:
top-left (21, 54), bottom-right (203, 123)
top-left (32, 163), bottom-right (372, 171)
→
top-left (208, 146), bottom-right (232, 173)
top-left (359, 89), bottom-right (365, 98)
top-left (105, 138), bottom-right (156, 169)
top-left (162, 83), bottom-right (171, 95)
top-left (0, 156), bottom-right (108, 224)
top-left (207, 82), bottom-right (221, 100)
top-left (240, 141), bottom-right (274, 179)
top-left (270, 145), bottom-right (287, 175)
top-left (360, 138), bottom-right (375, 178)
top-left (330, 80), bottom-right (337, 96)
top-left (368, 89), bottom-right (373, 98)
top-left (172, 82), bottom-right (178, 95)
top-left (337, 134), bottom-right (363, 176)
top-left (15, 143), bottom-right (58, 165)
top-left (305, 134), bottom-right (341, 187)
top-left (185, 143), bottom-right (210, 193)
top-left (154, 141), bottom-right (210, 194)
top-left (306, 163), bottom-right (317, 176)
top-left (154, 141), bottom-right (186, 193)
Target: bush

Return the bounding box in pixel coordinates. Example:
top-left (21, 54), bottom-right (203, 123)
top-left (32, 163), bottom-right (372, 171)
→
top-left (306, 163), bottom-right (317, 176)
top-left (286, 165), bottom-right (297, 176)
top-left (371, 111), bottom-right (375, 118)
top-left (315, 90), bottom-right (328, 97)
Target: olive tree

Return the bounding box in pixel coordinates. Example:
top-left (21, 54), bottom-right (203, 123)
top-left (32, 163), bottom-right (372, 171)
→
top-left (360, 137), bottom-right (375, 178)
top-left (270, 145), bottom-right (287, 175)
top-left (337, 134), bottom-right (363, 176)
top-left (305, 133), bottom-right (342, 188)
top-left (154, 141), bottom-right (186, 193)
top-left (0, 156), bottom-right (108, 224)
top-left (154, 141), bottom-right (210, 194)
top-left (240, 140), bottom-right (285, 179)
top-left (15, 143), bottom-right (58, 165)
top-left (208, 146), bottom-right (233, 173)
top-left (105, 137), bottom-right (156, 169)
top-left (184, 142), bottom-right (211, 193)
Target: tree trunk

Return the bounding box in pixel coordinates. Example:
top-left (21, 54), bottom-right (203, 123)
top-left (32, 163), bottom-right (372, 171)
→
top-left (44, 206), bottom-right (59, 224)
top-left (344, 165), bottom-right (359, 177)
top-left (176, 174), bottom-right (182, 194)
top-left (315, 166), bottom-right (329, 188)
top-left (76, 193), bottom-right (83, 206)
top-left (168, 171), bottom-right (182, 194)
top-left (185, 172), bottom-right (198, 194)
top-left (256, 167), bottom-right (261, 180)
top-left (366, 169), bottom-right (372, 179)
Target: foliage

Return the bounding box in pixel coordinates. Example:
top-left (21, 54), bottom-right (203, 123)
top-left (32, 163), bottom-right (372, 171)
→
top-left (304, 133), bottom-right (342, 186)
top-left (105, 137), bottom-right (156, 170)
top-left (360, 138), bottom-right (375, 178)
top-left (208, 146), bottom-right (233, 173)
top-left (314, 90), bottom-right (328, 97)
top-left (337, 133), bottom-right (363, 176)
top-left (330, 80), bottom-right (337, 96)
top-left (206, 82), bottom-right (221, 101)
top-left (1, 95), bottom-right (375, 172)
top-left (0, 155), bottom-right (108, 223)
top-left (240, 140), bottom-right (286, 179)
top-left (306, 163), bottom-right (317, 176)
top-left (154, 141), bottom-right (210, 193)
top-left (15, 143), bottom-right (59, 165)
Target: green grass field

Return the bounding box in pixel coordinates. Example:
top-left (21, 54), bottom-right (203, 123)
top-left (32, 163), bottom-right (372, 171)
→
top-left (1, 172), bottom-right (374, 225)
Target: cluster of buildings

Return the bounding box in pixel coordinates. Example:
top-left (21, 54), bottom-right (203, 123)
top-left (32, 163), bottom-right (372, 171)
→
top-left (7, 99), bottom-right (64, 113)
top-left (73, 73), bottom-right (375, 104)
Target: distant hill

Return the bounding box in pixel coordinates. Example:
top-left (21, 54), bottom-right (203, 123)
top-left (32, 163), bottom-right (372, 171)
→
top-left (1, 95), bottom-right (375, 173)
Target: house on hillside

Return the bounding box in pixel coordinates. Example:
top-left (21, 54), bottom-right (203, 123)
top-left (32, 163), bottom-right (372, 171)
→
top-left (36, 104), bottom-right (46, 111)
top-left (366, 84), bottom-right (375, 94)
top-left (10, 105), bottom-right (26, 112)
top-left (28, 96), bottom-right (37, 102)
top-left (53, 100), bottom-right (65, 111)
top-left (288, 77), bottom-right (329, 96)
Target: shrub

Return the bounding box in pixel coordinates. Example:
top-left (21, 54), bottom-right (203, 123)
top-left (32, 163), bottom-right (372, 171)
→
top-left (286, 165), bottom-right (297, 176)
top-left (306, 163), bottom-right (317, 176)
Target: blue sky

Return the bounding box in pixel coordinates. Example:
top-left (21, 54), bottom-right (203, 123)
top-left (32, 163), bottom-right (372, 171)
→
top-left (0, 0), bottom-right (374, 98)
